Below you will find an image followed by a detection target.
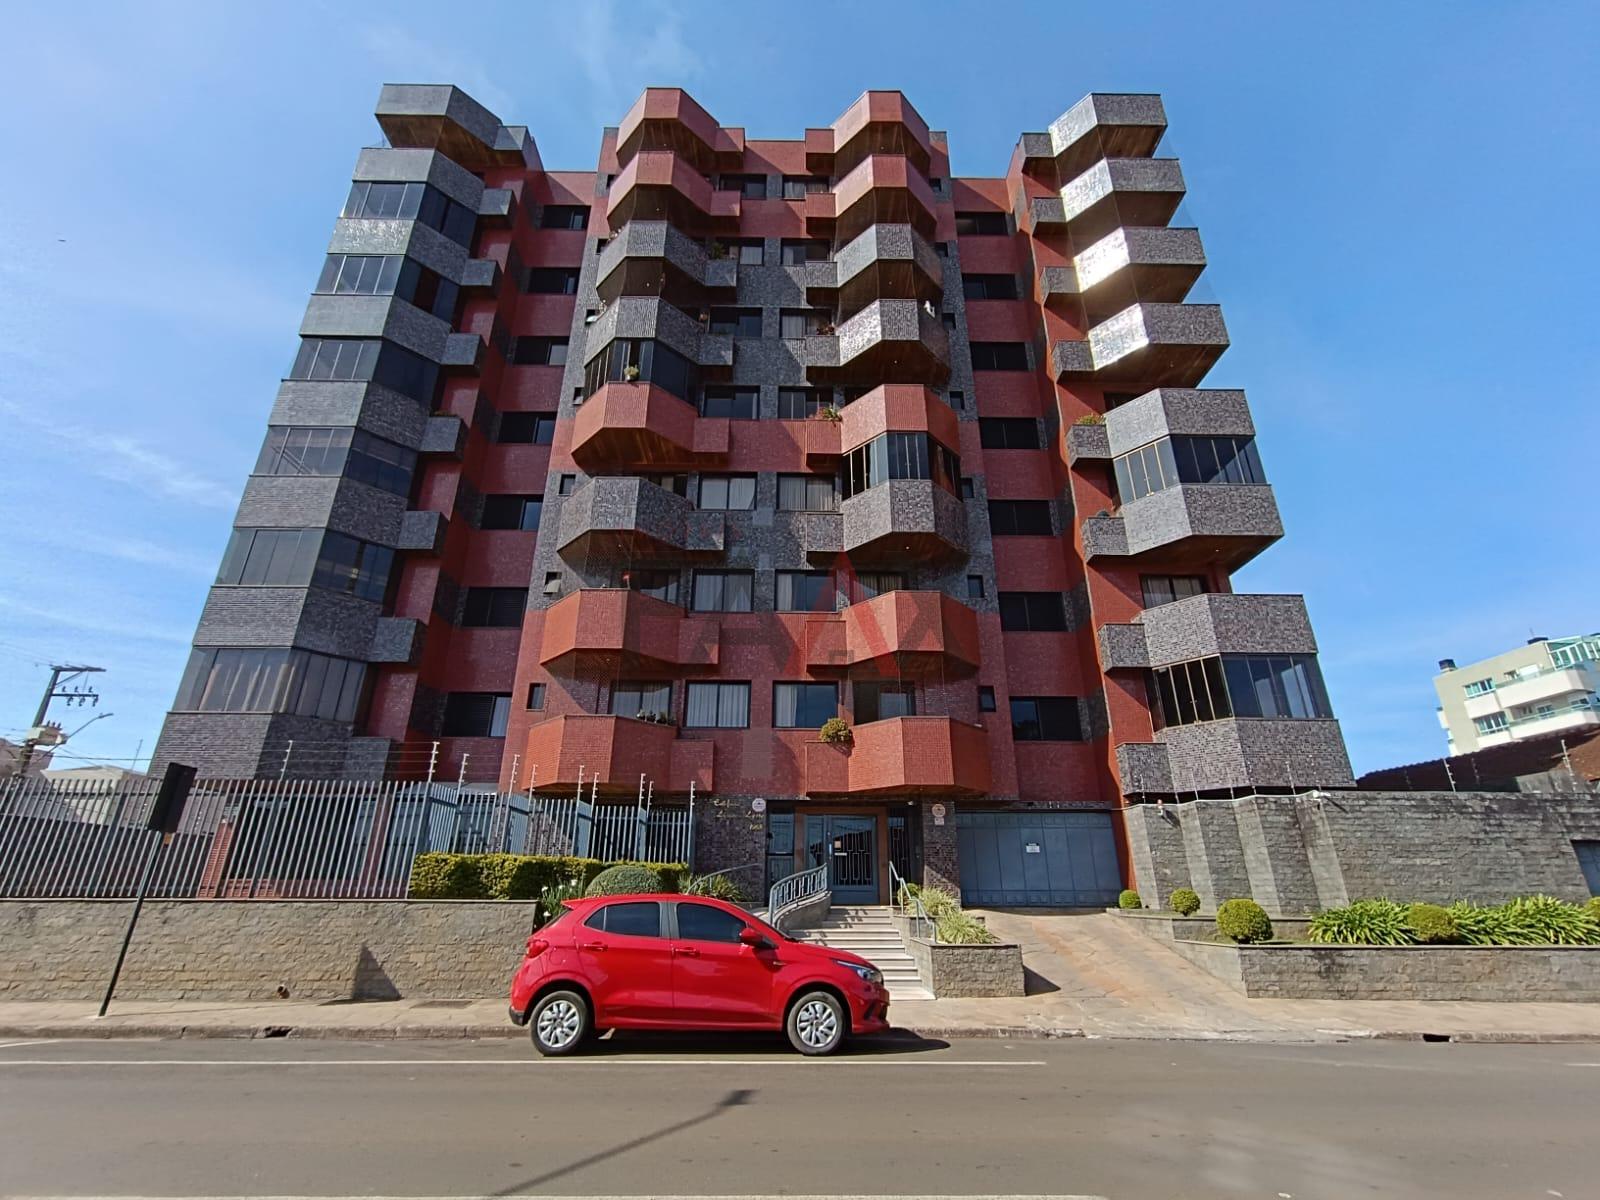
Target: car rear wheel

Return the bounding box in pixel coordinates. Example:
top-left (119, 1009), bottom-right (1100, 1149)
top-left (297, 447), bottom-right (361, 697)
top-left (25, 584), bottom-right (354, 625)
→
top-left (786, 990), bottom-right (846, 1056)
top-left (529, 989), bottom-right (589, 1056)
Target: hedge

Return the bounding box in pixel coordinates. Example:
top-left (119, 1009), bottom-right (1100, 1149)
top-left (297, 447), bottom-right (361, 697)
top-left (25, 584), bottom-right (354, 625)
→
top-left (409, 852), bottom-right (686, 899)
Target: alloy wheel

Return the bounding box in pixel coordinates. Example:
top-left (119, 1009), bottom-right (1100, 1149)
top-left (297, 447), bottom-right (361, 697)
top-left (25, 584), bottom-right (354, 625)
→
top-left (795, 998), bottom-right (839, 1048)
top-left (537, 998), bottom-right (582, 1049)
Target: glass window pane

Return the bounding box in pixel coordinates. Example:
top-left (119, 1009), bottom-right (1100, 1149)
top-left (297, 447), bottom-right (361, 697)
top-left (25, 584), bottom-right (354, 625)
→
top-left (722, 572), bottom-right (753, 612)
top-left (718, 683), bottom-right (749, 727)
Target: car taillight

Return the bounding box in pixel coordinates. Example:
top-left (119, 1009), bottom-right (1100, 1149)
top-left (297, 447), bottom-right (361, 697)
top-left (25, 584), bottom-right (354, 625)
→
top-left (525, 937), bottom-right (549, 958)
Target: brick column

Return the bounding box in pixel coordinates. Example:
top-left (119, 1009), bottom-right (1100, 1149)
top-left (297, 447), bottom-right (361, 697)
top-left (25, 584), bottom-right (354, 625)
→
top-left (920, 800), bottom-right (959, 895)
top-left (693, 795), bottom-right (765, 901)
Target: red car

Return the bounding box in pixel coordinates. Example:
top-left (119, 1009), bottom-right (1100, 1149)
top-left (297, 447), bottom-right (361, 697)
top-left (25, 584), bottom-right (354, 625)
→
top-left (508, 893), bottom-right (889, 1055)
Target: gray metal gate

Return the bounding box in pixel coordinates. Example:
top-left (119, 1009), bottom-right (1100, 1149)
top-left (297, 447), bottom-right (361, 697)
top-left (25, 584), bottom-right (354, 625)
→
top-left (956, 810), bottom-right (1122, 907)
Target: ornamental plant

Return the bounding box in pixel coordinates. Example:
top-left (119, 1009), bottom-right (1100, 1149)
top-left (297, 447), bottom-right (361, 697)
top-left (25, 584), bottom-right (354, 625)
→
top-left (681, 872), bottom-right (747, 902)
top-left (1405, 902), bottom-right (1460, 945)
top-left (1118, 888), bottom-right (1143, 910)
top-left (818, 716), bottom-right (853, 745)
top-left (1216, 898), bottom-right (1273, 944)
top-left (585, 863), bottom-right (664, 896)
top-left (1169, 887), bottom-right (1201, 916)
top-left (1073, 412), bottom-right (1105, 425)
top-left (1308, 898), bottom-right (1411, 946)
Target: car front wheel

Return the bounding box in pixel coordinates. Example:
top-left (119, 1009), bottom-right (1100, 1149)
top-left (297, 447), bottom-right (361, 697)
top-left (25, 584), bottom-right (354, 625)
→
top-left (529, 989), bottom-right (590, 1056)
top-left (786, 990), bottom-right (846, 1056)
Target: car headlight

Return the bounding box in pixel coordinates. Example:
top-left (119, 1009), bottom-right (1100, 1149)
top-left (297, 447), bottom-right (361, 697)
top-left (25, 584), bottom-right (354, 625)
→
top-left (834, 958), bottom-right (883, 985)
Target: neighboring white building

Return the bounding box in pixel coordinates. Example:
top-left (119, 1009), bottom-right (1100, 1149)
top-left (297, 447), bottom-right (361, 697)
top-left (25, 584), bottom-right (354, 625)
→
top-left (1436, 634), bottom-right (1600, 754)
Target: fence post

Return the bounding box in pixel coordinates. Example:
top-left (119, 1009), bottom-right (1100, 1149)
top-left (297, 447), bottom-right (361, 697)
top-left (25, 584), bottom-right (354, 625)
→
top-left (573, 766), bottom-right (593, 859)
top-left (404, 742), bottom-right (441, 895)
top-left (687, 781), bottom-right (696, 870)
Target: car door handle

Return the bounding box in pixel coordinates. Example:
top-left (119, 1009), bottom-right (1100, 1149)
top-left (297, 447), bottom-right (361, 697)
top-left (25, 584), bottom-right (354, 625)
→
top-left (580, 941), bottom-right (606, 952)
top-left (673, 946), bottom-right (700, 957)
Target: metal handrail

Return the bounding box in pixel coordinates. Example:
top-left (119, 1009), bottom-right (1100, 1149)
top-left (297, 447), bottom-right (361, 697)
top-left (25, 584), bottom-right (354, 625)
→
top-left (766, 863), bottom-right (827, 927)
top-left (888, 861), bottom-right (937, 943)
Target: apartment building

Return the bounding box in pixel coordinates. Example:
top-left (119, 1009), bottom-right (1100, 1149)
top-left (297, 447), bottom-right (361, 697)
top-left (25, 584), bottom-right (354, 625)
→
top-left (1436, 635), bottom-right (1600, 754)
top-left (151, 84), bottom-right (1354, 904)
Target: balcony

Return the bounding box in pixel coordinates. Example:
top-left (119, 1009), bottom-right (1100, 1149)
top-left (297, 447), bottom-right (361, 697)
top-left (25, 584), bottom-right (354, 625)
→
top-left (1065, 421), bottom-right (1110, 465)
top-left (523, 714), bottom-right (713, 796)
top-left (1098, 593), bottom-right (1317, 672)
top-left (570, 382), bottom-right (729, 471)
top-left (539, 589), bottom-right (719, 675)
top-left (1115, 741), bottom-right (1175, 795)
top-left (1493, 667), bottom-right (1598, 710)
top-left (1103, 388), bottom-right (1254, 457)
top-left (841, 479), bottom-right (967, 565)
top-left (824, 91), bottom-right (934, 177)
top-left (1155, 717), bottom-right (1355, 792)
top-left (1082, 483), bottom-right (1282, 571)
top-left (606, 150), bottom-right (741, 235)
top-left (809, 223), bottom-right (943, 319)
top-left (1058, 158), bottom-right (1185, 242)
top-left (839, 384), bottom-right (959, 452)
top-left (1073, 227), bottom-right (1206, 319)
top-left (808, 299), bottom-right (950, 387)
top-left (803, 716), bottom-right (990, 797)
top-left (820, 155), bottom-right (939, 245)
top-left (596, 221), bottom-right (737, 306)
top-left (374, 84), bottom-right (529, 169)
top-left (555, 476), bottom-right (726, 563)
top-left (1021, 93), bottom-right (1167, 181)
top-left (1053, 302), bottom-right (1228, 388)
top-left (585, 297), bottom-right (734, 369)
top-left (614, 87), bottom-right (741, 173)
top-left (805, 591), bottom-right (981, 678)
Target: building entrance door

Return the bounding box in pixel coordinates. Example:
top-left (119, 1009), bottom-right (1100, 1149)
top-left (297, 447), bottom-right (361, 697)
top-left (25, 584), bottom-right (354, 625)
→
top-left (807, 815), bottom-right (878, 904)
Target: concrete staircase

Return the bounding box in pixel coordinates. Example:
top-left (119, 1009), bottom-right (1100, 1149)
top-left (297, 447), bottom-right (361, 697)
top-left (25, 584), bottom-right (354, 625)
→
top-left (792, 905), bottom-right (934, 1001)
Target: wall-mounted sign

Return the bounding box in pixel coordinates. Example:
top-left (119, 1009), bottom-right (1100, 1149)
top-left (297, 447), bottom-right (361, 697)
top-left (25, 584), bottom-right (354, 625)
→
top-left (1024, 841), bottom-right (1042, 854)
top-left (931, 802), bottom-right (947, 826)
top-left (751, 798), bottom-right (767, 814)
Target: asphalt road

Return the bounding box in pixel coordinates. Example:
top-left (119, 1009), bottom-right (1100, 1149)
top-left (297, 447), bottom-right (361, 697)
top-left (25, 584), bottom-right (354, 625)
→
top-left (0, 1033), bottom-right (1596, 1200)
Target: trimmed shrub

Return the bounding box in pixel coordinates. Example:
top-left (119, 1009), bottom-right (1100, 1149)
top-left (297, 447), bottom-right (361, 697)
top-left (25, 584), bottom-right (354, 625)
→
top-left (585, 863), bottom-right (664, 896)
top-left (681, 872), bottom-right (747, 902)
top-left (407, 853), bottom-right (682, 899)
top-left (1118, 889), bottom-right (1143, 910)
top-left (408, 852), bottom-right (485, 899)
top-left (1216, 898), bottom-right (1273, 944)
top-left (1405, 902), bottom-right (1460, 945)
top-left (1169, 887), bottom-right (1201, 916)
top-left (935, 911), bottom-right (998, 944)
top-left (1309, 898), bottom-right (1412, 946)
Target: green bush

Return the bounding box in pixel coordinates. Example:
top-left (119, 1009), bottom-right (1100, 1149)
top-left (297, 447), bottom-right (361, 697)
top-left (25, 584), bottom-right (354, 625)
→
top-left (917, 886), bottom-right (961, 920)
top-left (681, 872), bottom-right (747, 902)
top-left (408, 852), bottom-right (485, 898)
top-left (585, 863), bottom-right (664, 896)
top-left (935, 911), bottom-right (998, 944)
top-left (1118, 889), bottom-right (1143, 910)
top-left (408, 852), bottom-right (683, 899)
top-left (1405, 902), bottom-right (1460, 945)
top-left (1169, 887), bottom-right (1201, 917)
top-left (1216, 898), bottom-right (1273, 944)
top-left (1308, 898), bottom-right (1412, 946)
top-left (1446, 900), bottom-right (1526, 946)
top-left (1500, 894), bottom-right (1600, 945)
top-left (1588, 897), bottom-right (1600, 925)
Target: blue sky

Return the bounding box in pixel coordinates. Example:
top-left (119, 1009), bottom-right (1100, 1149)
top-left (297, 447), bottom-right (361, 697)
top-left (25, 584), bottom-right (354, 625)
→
top-left (2, 1), bottom-right (1596, 776)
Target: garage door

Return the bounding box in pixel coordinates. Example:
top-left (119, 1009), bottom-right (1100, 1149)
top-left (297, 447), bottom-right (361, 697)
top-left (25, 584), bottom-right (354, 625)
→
top-left (957, 810), bottom-right (1123, 907)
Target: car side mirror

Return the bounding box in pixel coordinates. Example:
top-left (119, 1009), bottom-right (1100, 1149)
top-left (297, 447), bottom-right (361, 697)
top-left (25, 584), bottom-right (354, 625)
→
top-left (739, 927), bottom-right (773, 951)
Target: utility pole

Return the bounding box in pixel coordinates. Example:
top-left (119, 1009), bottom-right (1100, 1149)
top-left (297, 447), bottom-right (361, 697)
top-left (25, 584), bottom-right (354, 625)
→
top-left (14, 664), bottom-right (105, 777)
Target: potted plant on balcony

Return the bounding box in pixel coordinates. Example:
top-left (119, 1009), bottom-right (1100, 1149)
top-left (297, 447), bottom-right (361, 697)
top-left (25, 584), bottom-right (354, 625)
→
top-left (706, 240), bottom-right (729, 260)
top-left (816, 320), bottom-right (836, 336)
top-left (818, 716), bottom-right (853, 746)
top-left (815, 405), bottom-right (842, 422)
top-left (1073, 412), bottom-right (1104, 425)
top-left (622, 363), bottom-right (641, 383)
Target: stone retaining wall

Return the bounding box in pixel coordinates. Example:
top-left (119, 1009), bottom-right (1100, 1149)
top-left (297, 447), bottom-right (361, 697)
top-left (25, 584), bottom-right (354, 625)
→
top-left (891, 913), bottom-right (1024, 997)
top-left (1115, 909), bottom-right (1314, 943)
top-left (0, 900), bottom-right (534, 1002)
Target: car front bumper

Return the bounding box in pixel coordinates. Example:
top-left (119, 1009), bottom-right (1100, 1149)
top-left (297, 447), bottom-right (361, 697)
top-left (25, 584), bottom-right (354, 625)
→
top-left (508, 1001), bottom-right (530, 1027)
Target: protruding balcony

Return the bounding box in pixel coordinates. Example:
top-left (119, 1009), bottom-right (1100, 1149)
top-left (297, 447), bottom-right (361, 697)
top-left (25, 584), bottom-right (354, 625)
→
top-left (615, 87), bottom-right (742, 173)
top-left (1155, 718), bottom-right (1355, 793)
top-left (839, 384), bottom-right (959, 452)
top-left (1021, 93), bottom-right (1167, 181)
top-left (1059, 158), bottom-right (1186, 242)
top-left (809, 223), bottom-right (943, 320)
top-left (803, 716), bottom-right (990, 797)
top-left (823, 91), bottom-right (933, 177)
top-left (570, 382), bottom-right (729, 472)
top-left (841, 479), bottom-right (967, 565)
top-left (539, 589), bottom-right (719, 675)
top-left (523, 714), bottom-right (714, 796)
top-left (606, 151), bottom-right (741, 235)
top-left (1073, 227), bottom-right (1206, 318)
top-left (375, 84), bottom-right (535, 169)
top-left (1098, 593), bottom-right (1317, 672)
top-left (1103, 388), bottom-right (1254, 457)
top-left (820, 155), bottom-right (938, 245)
top-left (805, 591), bottom-right (981, 678)
top-left (585, 297), bottom-right (734, 369)
top-left (1082, 483), bottom-right (1283, 571)
top-left (596, 221), bottom-right (737, 307)
top-left (1065, 421), bottom-right (1110, 465)
top-left (808, 299), bottom-right (950, 387)
top-left (556, 476), bottom-right (726, 562)
top-left (1053, 303), bottom-right (1228, 387)
top-left (1115, 741), bottom-right (1175, 795)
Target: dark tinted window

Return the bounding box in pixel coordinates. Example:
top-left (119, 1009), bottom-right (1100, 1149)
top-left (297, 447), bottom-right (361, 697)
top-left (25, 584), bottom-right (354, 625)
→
top-left (708, 307), bottom-right (762, 337)
top-left (1141, 574), bottom-right (1209, 608)
top-left (777, 570), bottom-right (833, 612)
top-left (978, 685), bottom-right (997, 713)
top-left (955, 211), bottom-right (1009, 235)
top-left (1010, 696), bottom-right (1083, 741)
top-left (441, 692), bottom-right (511, 736)
top-left (978, 418), bottom-right (1040, 450)
top-left (587, 901), bottom-right (663, 937)
top-left (540, 205), bottom-right (590, 231)
top-left (583, 338), bottom-right (700, 404)
top-left (700, 387), bottom-right (758, 419)
top-left (988, 500), bottom-right (1053, 536)
top-left (462, 587), bottom-right (528, 628)
top-left (480, 494), bottom-right (542, 531)
top-left (998, 592), bottom-right (1068, 632)
top-left (497, 412), bottom-right (557, 445)
top-left (510, 337), bottom-right (569, 366)
top-left (522, 267), bottom-right (580, 294)
top-left (780, 238), bottom-right (830, 264)
top-left (1113, 436), bottom-right (1266, 503)
top-left (962, 273), bottom-right (1019, 300)
top-left (970, 342), bottom-right (1030, 371)
top-left (676, 902), bottom-right (747, 943)
top-left (773, 682), bottom-right (837, 728)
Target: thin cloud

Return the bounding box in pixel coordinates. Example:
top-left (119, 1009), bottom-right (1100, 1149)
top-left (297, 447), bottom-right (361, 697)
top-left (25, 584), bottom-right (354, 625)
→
top-left (0, 594), bottom-right (194, 647)
top-left (11, 524), bottom-right (217, 580)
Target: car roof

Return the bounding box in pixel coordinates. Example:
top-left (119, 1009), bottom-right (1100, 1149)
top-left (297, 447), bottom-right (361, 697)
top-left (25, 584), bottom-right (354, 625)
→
top-left (565, 893), bottom-right (742, 907)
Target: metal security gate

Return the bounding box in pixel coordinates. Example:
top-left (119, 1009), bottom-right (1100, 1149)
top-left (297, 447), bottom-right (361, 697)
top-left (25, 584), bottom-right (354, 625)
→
top-left (956, 810), bottom-right (1122, 907)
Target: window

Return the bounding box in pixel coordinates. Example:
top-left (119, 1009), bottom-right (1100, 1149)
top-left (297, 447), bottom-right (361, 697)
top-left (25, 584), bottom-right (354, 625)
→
top-left (948, 390), bottom-right (965, 409)
top-left (941, 312), bottom-right (956, 332)
top-left (955, 211), bottom-right (1009, 235)
top-left (461, 587), bottom-right (528, 628)
top-left (526, 683), bottom-right (546, 710)
top-left (777, 474), bottom-right (837, 511)
top-left (496, 412), bottom-right (557, 445)
top-left (644, 473), bottom-right (689, 496)
top-left (1149, 654), bottom-right (1334, 729)
top-left (1010, 697), bottom-right (1083, 742)
top-left (1113, 435), bottom-right (1266, 503)
top-left (1463, 678), bottom-right (1496, 697)
top-left (700, 387), bottom-right (758, 419)
top-left (175, 648), bottom-right (367, 722)
top-left (549, 474), bottom-right (572, 497)
top-left (510, 336), bottom-right (569, 366)
top-left (840, 432), bottom-right (962, 499)
top-left (773, 682), bottom-right (837, 728)
top-left (442, 692), bottom-right (512, 736)
top-left (691, 570), bottom-right (754, 612)
top-left (480, 495), bottom-right (542, 531)
top-left (310, 532), bottom-right (395, 602)
top-left (1141, 575), bottom-right (1209, 608)
top-left (979, 418), bottom-right (1041, 450)
top-left (586, 901), bottom-right (662, 937)
top-left (393, 260), bottom-right (460, 321)
top-left (685, 681), bottom-right (751, 728)
top-left (522, 266), bottom-right (580, 294)
top-left (343, 181), bottom-right (475, 246)
top-left (962, 273), bottom-right (1020, 300)
top-left (960, 476), bottom-right (976, 499)
top-left (1103, 391), bottom-right (1142, 409)
top-left (779, 387), bottom-right (829, 419)
top-left (999, 592), bottom-right (1068, 632)
top-left (777, 570), bottom-right (833, 612)
top-left (611, 682), bottom-right (671, 719)
top-left (969, 342), bottom-right (1030, 370)
top-left (780, 309), bottom-right (829, 338)
top-left (255, 427), bottom-right (416, 497)
top-left (708, 307), bottom-right (763, 337)
top-left (781, 177), bottom-right (829, 200)
top-left (855, 682), bottom-right (916, 724)
top-left (730, 239), bottom-right (765, 265)
top-left (1473, 713), bottom-right (1508, 734)
top-left (988, 500), bottom-right (1053, 536)
top-left (290, 337), bottom-right (379, 383)
top-left (780, 238), bottom-right (830, 264)
top-left (539, 205), bottom-right (589, 230)
top-left (583, 338), bottom-right (700, 404)
top-left (543, 570), bottom-right (562, 594)
top-left (966, 575), bottom-right (986, 600)
top-left (621, 568), bottom-right (679, 605)
top-left (316, 253), bottom-right (402, 296)
top-left (1535, 704), bottom-right (1558, 718)
top-left (720, 174), bottom-right (768, 199)
top-left (852, 571), bottom-right (904, 601)
top-left (216, 528), bottom-right (393, 603)
top-left (676, 901), bottom-right (748, 943)
top-left (978, 685), bottom-right (997, 713)
top-left (697, 475), bottom-right (756, 510)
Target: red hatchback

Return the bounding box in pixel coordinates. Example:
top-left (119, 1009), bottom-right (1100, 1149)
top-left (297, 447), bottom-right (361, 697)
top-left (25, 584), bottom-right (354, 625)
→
top-left (508, 894), bottom-right (889, 1055)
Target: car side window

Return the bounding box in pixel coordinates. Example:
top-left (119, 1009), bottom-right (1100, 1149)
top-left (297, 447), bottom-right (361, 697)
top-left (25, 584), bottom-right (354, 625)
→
top-left (676, 902), bottom-right (748, 944)
top-left (585, 901), bottom-right (663, 937)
